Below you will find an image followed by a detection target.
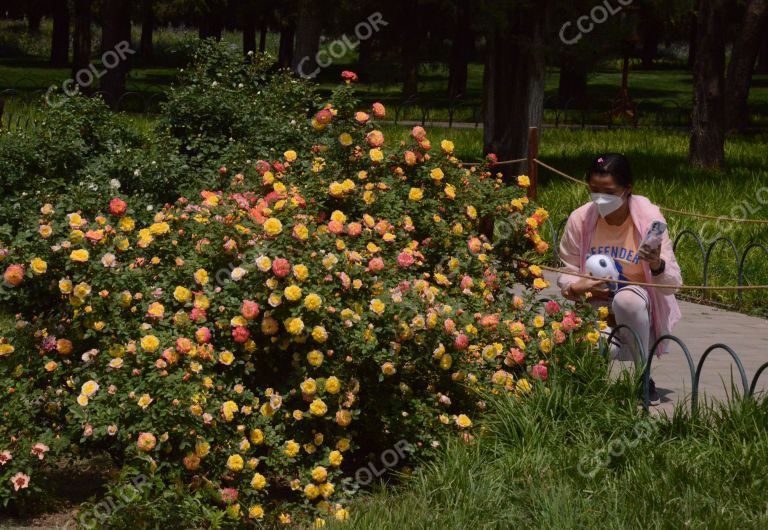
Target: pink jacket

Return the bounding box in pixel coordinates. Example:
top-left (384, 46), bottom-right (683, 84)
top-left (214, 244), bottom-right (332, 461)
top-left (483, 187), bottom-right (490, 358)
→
top-left (557, 194), bottom-right (682, 353)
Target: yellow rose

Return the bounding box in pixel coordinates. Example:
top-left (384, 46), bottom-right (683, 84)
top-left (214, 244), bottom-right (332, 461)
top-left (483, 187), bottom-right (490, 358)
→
top-left (284, 150), bottom-right (297, 162)
top-left (307, 350), bottom-right (324, 367)
top-left (30, 258), bottom-right (47, 275)
top-left (119, 216), bottom-right (135, 232)
top-left (249, 505), bottom-right (265, 519)
top-left (174, 286), bottom-right (191, 303)
top-left (283, 440), bottom-right (300, 458)
top-left (408, 188), bottom-right (423, 201)
top-left (339, 133), bottom-right (353, 146)
top-left (193, 269), bottom-right (209, 285)
top-left (309, 398), bottom-right (328, 416)
top-left (430, 168), bottom-right (444, 182)
top-left (455, 414), bottom-right (472, 429)
top-left (140, 335), bottom-right (160, 352)
top-left (305, 483), bottom-right (320, 500)
top-left (329, 450), bottom-right (343, 466)
top-left (149, 222), bottom-right (170, 235)
top-left (69, 249), bottom-right (89, 262)
top-left (517, 175), bottom-right (531, 187)
top-left (250, 472), bottom-right (267, 490)
top-left (369, 298), bottom-right (385, 316)
top-left (284, 285), bottom-right (302, 302)
top-left (311, 466), bottom-right (328, 483)
top-left (250, 429), bottom-right (265, 445)
top-left (324, 376), bottom-right (341, 394)
top-left (303, 293), bottom-right (322, 311)
top-left (285, 317), bottom-right (305, 336)
top-left (440, 139), bottom-right (455, 153)
top-left (264, 217), bottom-right (283, 236)
top-left (227, 454), bottom-right (244, 472)
top-left (369, 148), bottom-right (384, 162)
top-left (311, 325), bottom-right (327, 342)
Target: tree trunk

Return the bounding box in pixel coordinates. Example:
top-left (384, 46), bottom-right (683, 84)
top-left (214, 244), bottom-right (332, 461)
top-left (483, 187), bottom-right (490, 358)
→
top-left (243, 8), bottom-right (256, 55)
top-left (198, 0), bottom-right (224, 41)
top-left (292, 0), bottom-right (323, 78)
top-left (72, 0), bottom-right (92, 91)
top-left (26, 0), bottom-right (44, 33)
top-left (101, 0), bottom-right (132, 108)
top-left (447, 0), bottom-right (473, 99)
top-left (259, 22), bottom-right (267, 52)
top-left (401, 4), bottom-right (421, 98)
top-left (51, 0), bottom-right (71, 66)
top-left (483, 2), bottom-right (547, 179)
top-left (558, 64), bottom-right (587, 106)
top-left (640, 6), bottom-right (660, 70)
top-left (140, 0), bottom-right (154, 61)
top-left (278, 22), bottom-right (295, 68)
top-left (689, 0), bottom-right (727, 169)
top-left (725, 0), bottom-right (768, 132)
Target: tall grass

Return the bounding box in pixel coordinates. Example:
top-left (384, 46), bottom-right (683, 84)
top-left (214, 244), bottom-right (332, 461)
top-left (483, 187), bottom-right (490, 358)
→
top-left (334, 351), bottom-right (768, 529)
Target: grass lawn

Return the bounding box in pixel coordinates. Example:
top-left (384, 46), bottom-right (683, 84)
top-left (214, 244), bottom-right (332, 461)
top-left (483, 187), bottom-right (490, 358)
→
top-left (331, 354), bottom-right (768, 529)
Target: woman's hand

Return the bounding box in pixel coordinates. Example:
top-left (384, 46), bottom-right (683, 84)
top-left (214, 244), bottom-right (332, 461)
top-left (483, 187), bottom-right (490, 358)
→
top-left (568, 277), bottom-right (611, 300)
top-left (638, 244), bottom-right (662, 271)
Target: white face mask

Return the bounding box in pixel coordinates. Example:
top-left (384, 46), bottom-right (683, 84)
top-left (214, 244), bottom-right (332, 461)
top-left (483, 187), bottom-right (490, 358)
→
top-left (591, 191), bottom-right (626, 218)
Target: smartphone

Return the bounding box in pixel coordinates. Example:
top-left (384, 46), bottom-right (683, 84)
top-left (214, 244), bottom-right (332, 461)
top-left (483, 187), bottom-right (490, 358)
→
top-left (639, 220), bottom-right (667, 252)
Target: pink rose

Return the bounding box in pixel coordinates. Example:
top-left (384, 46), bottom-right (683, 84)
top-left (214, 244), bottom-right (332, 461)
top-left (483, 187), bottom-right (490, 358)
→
top-left (109, 197), bottom-right (127, 216)
top-left (355, 111), bottom-right (370, 124)
top-left (328, 220), bottom-right (345, 234)
top-left (372, 102), bottom-right (386, 118)
top-left (232, 326), bottom-right (250, 343)
top-left (240, 300), bottom-right (260, 320)
top-left (444, 318), bottom-right (456, 334)
top-left (137, 432), bottom-right (156, 452)
top-left (255, 160), bottom-right (270, 175)
top-left (460, 275), bottom-right (474, 290)
top-left (346, 222), bottom-right (362, 237)
top-left (544, 300), bottom-right (561, 316)
top-left (221, 488), bottom-right (239, 504)
top-left (454, 334), bottom-right (469, 350)
top-left (531, 363), bottom-right (548, 381)
top-left (411, 126), bottom-right (427, 141)
top-left (190, 307), bottom-right (207, 323)
top-left (3, 264), bottom-right (24, 287)
top-left (272, 258), bottom-right (291, 278)
top-left (175, 337), bottom-right (192, 354)
top-left (315, 109), bottom-right (333, 125)
top-left (467, 237), bottom-right (482, 254)
top-left (365, 130), bottom-right (384, 147)
top-left (195, 327), bottom-right (212, 344)
top-left (367, 257), bottom-right (385, 272)
top-left (397, 252), bottom-right (415, 268)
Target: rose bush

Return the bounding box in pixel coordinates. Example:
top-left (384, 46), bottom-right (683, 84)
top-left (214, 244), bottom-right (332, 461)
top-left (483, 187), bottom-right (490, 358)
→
top-left (0, 78), bottom-right (601, 526)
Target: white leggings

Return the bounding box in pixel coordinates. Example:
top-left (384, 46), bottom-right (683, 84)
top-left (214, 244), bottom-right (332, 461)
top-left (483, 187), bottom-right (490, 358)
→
top-left (604, 286), bottom-right (654, 365)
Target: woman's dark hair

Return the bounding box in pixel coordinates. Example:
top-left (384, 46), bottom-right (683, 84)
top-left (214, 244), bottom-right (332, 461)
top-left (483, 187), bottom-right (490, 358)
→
top-left (587, 153), bottom-right (633, 188)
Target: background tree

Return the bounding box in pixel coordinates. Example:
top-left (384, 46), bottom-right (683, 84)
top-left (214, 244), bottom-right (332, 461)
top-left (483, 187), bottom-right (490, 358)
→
top-left (447, 0), bottom-right (475, 99)
top-left (101, 0), bottom-right (132, 106)
top-left (72, 0), bottom-right (92, 90)
top-left (725, 0), bottom-right (768, 132)
top-left (50, 0), bottom-right (70, 67)
top-left (481, 0), bottom-right (548, 175)
top-left (689, 0), bottom-right (728, 168)
top-left (140, 0), bottom-right (154, 61)
top-left (292, 0), bottom-right (325, 77)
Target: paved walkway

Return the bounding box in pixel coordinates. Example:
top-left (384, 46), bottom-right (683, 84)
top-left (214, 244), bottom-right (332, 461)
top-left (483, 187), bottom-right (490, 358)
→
top-left (538, 272), bottom-right (768, 415)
